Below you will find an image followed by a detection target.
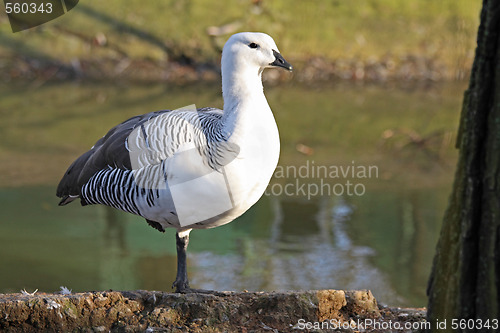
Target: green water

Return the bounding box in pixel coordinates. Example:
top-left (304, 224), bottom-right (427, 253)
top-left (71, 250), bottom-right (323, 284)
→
top-left (0, 81), bottom-right (463, 307)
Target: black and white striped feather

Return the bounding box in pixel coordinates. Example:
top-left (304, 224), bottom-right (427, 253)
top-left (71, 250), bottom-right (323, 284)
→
top-left (56, 107), bottom-right (239, 230)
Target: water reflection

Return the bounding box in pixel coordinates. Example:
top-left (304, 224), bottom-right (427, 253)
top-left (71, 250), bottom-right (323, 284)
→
top-left (188, 191), bottom-right (442, 307)
top-left (0, 184), bottom-right (445, 306)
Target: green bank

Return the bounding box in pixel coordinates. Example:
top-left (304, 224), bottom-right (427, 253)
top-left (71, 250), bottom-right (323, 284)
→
top-left (0, 0), bottom-right (481, 80)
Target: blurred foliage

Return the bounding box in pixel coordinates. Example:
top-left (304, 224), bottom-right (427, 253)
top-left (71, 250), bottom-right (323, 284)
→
top-left (0, 0), bottom-right (481, 78)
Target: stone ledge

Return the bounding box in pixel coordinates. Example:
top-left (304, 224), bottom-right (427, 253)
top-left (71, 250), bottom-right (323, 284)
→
top-left (0, 289), bottom-right (425, 332)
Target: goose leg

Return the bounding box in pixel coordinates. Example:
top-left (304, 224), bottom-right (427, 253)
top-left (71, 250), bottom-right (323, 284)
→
top-left (172, 230), bottom-right (190, 293)
top-left (171, 230), bottom-right (221, 294)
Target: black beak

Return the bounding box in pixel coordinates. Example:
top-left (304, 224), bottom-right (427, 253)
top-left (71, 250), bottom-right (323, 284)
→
top-left (269, 50), bottom-right (293, 71)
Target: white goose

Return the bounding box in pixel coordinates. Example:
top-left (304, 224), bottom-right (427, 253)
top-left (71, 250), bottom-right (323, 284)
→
top-left (57, 32), bottom-right (292, 292)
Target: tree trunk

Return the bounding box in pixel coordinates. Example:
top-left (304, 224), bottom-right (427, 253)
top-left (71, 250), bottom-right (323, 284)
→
top-left (427, 0), bottom-right (500, 331)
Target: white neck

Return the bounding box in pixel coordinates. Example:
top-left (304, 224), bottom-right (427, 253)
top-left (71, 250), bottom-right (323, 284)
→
top-left (221, 63), bottom-right (270, 138)
top-left (216, 44), bottom-right (281, 213)
top-left (223, 66), bottom-right (265, 110)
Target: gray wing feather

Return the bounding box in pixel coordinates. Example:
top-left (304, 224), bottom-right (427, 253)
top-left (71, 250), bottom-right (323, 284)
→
top-left (56, 108), bottom-right (233, 208)
top-left (57, 111), bottom-right (168, 200)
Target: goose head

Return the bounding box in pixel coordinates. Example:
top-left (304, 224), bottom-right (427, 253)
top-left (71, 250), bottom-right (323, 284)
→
top-left (221, 32), bottom-right (293, 77)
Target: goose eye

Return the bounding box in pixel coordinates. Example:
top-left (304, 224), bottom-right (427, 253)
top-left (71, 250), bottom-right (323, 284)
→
top-left (248, 42), bottom-right (259, 49)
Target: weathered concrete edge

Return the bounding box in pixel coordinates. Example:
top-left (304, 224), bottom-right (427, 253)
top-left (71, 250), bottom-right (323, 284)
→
top-left (0, 289), bottom-right (422, 332)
